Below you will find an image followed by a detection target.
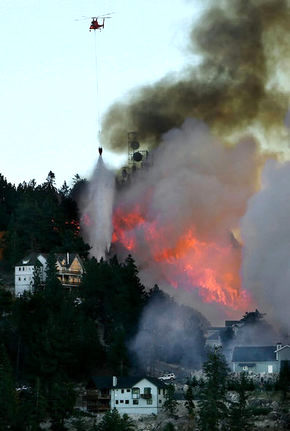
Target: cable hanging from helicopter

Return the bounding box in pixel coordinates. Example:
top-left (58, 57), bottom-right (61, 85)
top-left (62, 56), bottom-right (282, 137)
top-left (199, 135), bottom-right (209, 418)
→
top-left (89, 13), bottom-right (112, 156)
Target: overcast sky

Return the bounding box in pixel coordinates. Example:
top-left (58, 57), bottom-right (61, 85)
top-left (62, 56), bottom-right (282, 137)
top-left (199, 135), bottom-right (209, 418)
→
top-left (0, 0), bottom-right (202, 187)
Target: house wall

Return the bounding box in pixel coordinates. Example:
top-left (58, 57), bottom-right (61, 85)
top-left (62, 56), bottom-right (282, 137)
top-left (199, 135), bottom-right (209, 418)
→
top-left (15, 265), bottom-right (34, 295)
top-left (233, 361), bottom-right (279, 374)
top-left (277, 347), bottom-right (290, 361)
top-left (111, 379), bottom-right (166, 415)
top-left (71, 257), bottom-right (83, 273)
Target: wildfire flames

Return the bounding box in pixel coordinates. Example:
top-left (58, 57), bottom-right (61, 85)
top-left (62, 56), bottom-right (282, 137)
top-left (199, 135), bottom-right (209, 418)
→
top-left (112, 204), bottom-right (251, 310)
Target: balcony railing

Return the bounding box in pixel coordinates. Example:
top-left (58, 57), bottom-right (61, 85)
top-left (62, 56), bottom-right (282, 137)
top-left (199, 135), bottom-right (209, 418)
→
top-left (141, 393), bottom-right (152, 399)
top-left (85, 390), bottom-right (110, 400)
top-left (57, 269), bottom-right (83, 275)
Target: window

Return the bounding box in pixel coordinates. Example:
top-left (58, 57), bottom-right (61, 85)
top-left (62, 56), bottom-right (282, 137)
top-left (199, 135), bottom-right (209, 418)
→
top-left (121, 389), bottom-right (124, 393)
top-left (159, 400), bottom-right (162, 403)
top-left (158, 388), bottom-right (161, 395)
top-left (19, 268), bottom-right (21, 271)
top-left (268, 365), bottom-right (273, 374)
top-left (132, 387), bottom-right (140, 399)
top-left (120, 400), bottom-right (124, 403)
top-left (125, 400), bottom-right (129, 404)
top-left (127, 389), bottom-right (130, 392)
top-left (147, 399), bottom-right (153, 405)
top-left (24, 278), bottom-right (26, 281)
top-left (133, 400), bottom-right (139, 405)
top-left (144, 387), bottom-right (151, 395)
top-left (116, 400), bottom-right (119, 404)
top-left (18, 277), bottom-right (21, 281)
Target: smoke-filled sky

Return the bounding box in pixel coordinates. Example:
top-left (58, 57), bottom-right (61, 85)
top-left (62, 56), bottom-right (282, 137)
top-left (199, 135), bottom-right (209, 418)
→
top-left (103, 0), bottom-right (290, 329)
top-left (4, 0), bottom-right (290, 330)
top-left (0, 0), bottom-right (199, 186)
top-left (102, 0), bottom-right (290, 153)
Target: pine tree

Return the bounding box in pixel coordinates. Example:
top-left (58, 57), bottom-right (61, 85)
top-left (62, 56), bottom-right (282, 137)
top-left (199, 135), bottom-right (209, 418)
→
top-left (276, 361), bottom-right (290, 400)
top-left (162, 423), bottom-right (176, 431)
top-left (184, 383), bottom-right (195, 417)
top-left (32, 264), bottom-right (42, 292)
top-left (46, 380), bottom-right (76, 431)
top-left (198, 348), bottom-right (229, 431)
top-left (0, 344), bottom-right (16, 429)
top-left (95, 408), bottom-right (135, 431)
top-left (228, 373), bottom-right (255, 431)
top-left (108, 328), bottom-right (130, 376)
top-left (163, 384), bottom-right (178, 417)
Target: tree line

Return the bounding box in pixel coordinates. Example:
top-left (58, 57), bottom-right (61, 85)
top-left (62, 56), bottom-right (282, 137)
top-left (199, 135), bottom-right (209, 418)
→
top-left (0, 171), bottom-right (89, 268)
top-left (0, 250), bottom-right (207, 430)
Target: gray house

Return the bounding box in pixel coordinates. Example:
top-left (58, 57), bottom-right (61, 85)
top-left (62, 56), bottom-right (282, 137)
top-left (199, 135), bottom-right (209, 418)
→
top-left (232, 343), bottom-right (290, 375)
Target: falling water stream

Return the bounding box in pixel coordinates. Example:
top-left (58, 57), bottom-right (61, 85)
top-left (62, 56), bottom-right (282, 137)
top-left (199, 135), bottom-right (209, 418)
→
top-left (82, 156), bottom-right (115, 260)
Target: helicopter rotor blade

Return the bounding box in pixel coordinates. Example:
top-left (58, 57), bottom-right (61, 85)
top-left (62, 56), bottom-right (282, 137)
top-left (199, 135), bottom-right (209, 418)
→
top-left (75, 13), bottom-right (114, 22)
top-left (74, 16), bottom-right (91, 21)
top-left (97, 12), bottom-right (114, 18)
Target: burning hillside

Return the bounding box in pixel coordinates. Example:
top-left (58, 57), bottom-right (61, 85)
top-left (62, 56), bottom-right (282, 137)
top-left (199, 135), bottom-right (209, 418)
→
top-left (113, 206), bottom-right (249, 309)
top-left (111, 119), bottom-right (262, 313)
top-left (83, 0), bottom-right (290, 330)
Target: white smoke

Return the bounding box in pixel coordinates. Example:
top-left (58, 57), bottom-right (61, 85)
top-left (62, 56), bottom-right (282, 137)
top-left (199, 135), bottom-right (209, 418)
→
top-left (241, 159), bottom-right (290, 334)
top-left (81, 157), bottom-right (115, 260)
top-left (129, 291), bottom-right (208, 372)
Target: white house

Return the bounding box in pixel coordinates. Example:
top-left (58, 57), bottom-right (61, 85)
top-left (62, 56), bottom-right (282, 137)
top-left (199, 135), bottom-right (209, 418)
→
top-left (111, 376), bottom-right (168, 415)
top-left (232, 343), bottom-right (290, 375)
top-left (85, 376), bottom-right (168, 415)
top-left (15, 253), bottom-right (47, 296)
top-left (15, 252), bottom-right (84, 295)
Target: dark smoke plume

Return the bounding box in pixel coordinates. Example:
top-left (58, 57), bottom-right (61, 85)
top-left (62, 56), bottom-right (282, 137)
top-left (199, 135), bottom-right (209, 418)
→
top-left (101, 0), bottom-right (290, 151)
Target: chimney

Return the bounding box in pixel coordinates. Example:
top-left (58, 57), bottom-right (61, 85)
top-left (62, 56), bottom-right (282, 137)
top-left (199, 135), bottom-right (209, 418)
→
top-left (66, 252), bottom-right (69, 266)
top-left (113, 376), bottom-right (117, 387)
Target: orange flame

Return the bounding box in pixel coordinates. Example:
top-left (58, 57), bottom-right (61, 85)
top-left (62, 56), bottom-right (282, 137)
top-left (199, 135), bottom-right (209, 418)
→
top-left (112, 205), bottom-right (251, 310)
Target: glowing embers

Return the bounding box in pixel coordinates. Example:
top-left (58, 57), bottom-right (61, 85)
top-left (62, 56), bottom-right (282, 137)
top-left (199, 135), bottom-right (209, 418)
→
top-left (112, 205), bottom-right (250, 309)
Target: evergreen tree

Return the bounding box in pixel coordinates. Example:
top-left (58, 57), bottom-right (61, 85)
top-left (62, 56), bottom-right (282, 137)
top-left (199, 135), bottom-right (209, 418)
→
top-left (198, 348), bottom-right (229, 431)
top-left (46, 380), bottom-right (76, 431)
top-left (95, 408), bottom-right (135, 431)
top-left (276, 361), bottom-right (290, 400)
top-left (228, 373), bottom-right (255, 431)
top-left (13, 382), bottom-right (47, 431)
top-left (108, 328), bottom-right (130, 375)
top-left (184, 383), bottom-right (195, 417)
top-left (162, 423), bottom-right (176, 431)
top-left (0, 344), bottom-right (16, 430)
top-left (32, 264), bottom-right (42, 292)
top-left (163, 384), bottom-right (178, 417)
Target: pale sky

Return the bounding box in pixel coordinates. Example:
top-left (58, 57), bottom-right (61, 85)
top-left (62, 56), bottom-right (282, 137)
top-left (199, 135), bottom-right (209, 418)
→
top-left (0, 0), bottom-right (202, 187)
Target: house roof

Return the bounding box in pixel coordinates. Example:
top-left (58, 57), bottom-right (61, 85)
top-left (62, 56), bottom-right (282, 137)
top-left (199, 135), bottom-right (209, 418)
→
top-left (55, 253), bottom-right (83, 269)
top-left (232, 346), bottom-right (276, 363)
top-left (15, 253), bottom-right (45, 267)
top-left (225, 320), bottom-right (240, 327)
top-left (274, 344), bottom-right (290, 353)
top-left (89, 376), bottom-right (167, 390)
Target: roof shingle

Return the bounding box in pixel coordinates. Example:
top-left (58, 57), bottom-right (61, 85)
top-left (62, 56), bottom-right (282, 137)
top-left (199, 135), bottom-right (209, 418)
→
top-left (232, 346), bottom-right (276, 362)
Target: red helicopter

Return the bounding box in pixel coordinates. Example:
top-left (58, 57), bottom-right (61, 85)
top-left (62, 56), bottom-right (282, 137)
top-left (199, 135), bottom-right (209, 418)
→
top-left (89, 14), bottom-right (112, 31)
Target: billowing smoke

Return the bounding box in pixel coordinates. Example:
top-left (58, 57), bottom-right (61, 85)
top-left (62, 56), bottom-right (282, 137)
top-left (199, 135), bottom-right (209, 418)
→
top-left (81, 0), bottom-right (290, 341)
top-left (241, 160), bottom-right (290, 334)
top-left (101, 0), bottom-right (290, 152)
top-left (113, 118), bottom-right (266, 316)
top-left (130, 288), bottom-right (208, 371)
top-left (81, 157), bottom-right (115, 260)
